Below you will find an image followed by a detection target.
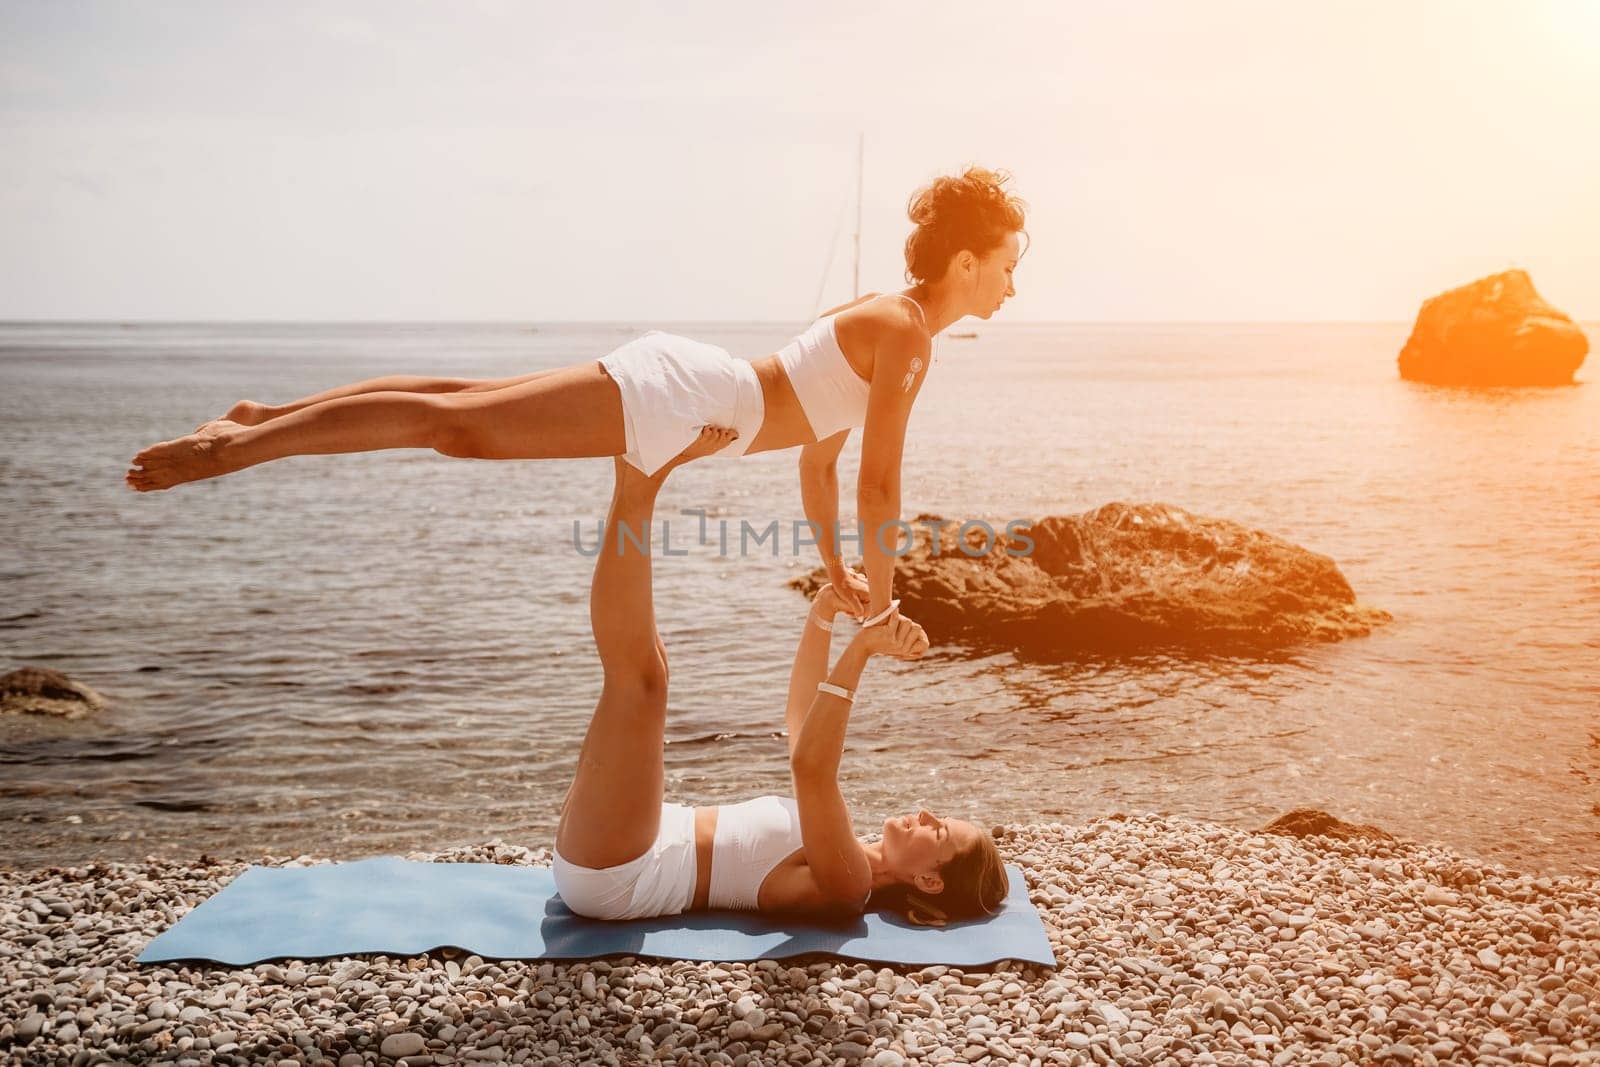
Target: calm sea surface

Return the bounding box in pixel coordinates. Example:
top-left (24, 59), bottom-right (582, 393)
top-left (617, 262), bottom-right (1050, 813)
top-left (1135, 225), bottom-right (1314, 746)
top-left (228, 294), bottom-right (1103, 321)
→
top-left (3, 321), bottom-right (1598, 875)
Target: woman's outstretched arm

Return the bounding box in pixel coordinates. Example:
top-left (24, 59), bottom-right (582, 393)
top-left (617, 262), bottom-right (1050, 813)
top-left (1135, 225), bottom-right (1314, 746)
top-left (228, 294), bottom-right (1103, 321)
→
top-left (784, 584), bottom-right (842, 761)
top-left (788, 613), bottom-right (929, 908)
top-left (789, 612), bottom-right (927, 782)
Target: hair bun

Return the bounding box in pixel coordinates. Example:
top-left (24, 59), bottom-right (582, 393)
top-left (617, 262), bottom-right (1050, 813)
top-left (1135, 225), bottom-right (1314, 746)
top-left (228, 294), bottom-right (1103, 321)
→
top-left (904, 166), bottom-right (1027, 286)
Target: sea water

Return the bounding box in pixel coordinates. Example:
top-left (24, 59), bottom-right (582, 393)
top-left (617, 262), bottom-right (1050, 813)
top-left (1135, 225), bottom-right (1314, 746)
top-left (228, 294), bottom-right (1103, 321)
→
top-left (3, 320), bottom-right (1597, 874)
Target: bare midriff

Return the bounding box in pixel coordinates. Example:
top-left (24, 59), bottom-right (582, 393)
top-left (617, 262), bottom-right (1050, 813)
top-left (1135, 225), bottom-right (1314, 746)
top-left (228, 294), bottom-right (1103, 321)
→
top-left (744, 356), bottom-right (821, 454)
top-left (743, 312), bottom-right (877, 455)
top-left (692, 806), bottom-right (718, 911)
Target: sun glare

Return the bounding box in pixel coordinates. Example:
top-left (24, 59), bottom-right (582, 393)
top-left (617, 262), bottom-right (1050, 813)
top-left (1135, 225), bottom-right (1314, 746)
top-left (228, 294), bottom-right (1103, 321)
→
top-left (1534, 0), bottom-right (1600, 62)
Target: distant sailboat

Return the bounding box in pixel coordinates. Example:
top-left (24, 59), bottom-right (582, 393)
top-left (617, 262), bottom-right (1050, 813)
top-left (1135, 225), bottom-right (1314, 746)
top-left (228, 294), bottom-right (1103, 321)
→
top-left (812, 133), bottom-right (865, 318)
top-left (852, 131), bottom-right (863, 301)
top-left (810, 141), bottom-right (975, 345)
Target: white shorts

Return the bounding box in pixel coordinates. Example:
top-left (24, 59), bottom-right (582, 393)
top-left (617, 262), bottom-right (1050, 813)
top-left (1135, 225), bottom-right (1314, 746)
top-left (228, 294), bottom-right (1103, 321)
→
top-left (597, 331), bottom-right (763, 476)
top-left (551, 801), bottom-right (699, 921)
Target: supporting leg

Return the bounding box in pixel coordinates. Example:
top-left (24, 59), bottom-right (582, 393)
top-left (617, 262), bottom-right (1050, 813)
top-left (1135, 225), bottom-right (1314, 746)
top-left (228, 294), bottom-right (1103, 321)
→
top-left (553, 428), bottom-right (737, 869)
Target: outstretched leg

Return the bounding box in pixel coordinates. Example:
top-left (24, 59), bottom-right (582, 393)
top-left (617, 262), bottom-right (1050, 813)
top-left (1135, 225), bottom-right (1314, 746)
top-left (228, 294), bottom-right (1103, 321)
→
top-left (554, 426), bottom-right (736, 870)
top-left (126, 361), bottom-right (626, 492)
top-left (214, 369), bottom-right (568, 428)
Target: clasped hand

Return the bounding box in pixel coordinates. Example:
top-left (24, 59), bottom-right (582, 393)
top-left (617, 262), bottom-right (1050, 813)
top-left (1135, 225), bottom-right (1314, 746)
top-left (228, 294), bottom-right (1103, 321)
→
top-left (813, 583), bottom-right (929, 661)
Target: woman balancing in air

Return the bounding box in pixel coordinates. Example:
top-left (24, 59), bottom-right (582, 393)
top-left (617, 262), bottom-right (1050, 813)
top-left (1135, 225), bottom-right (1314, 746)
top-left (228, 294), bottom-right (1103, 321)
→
top-left (124, 166), bottom-right (1026, 621)
top-left (554, 431), bottom-right (1007, 922)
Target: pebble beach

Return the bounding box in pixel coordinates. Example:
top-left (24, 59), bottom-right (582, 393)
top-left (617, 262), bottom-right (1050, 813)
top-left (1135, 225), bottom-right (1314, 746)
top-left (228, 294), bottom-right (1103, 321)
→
top-left (4, 813), bottom-right (1597, 1066)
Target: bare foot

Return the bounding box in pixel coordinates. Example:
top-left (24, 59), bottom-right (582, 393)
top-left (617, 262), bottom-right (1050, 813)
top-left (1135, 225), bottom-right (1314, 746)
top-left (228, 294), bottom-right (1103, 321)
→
top-left (613, 426), bottom-right (738, 498)
top-left (669, 424), bottom-right (738, 468)
top-left (125, 420), bottom-right (244, 492)
top-left (188, 418), bottom-right (235, 439)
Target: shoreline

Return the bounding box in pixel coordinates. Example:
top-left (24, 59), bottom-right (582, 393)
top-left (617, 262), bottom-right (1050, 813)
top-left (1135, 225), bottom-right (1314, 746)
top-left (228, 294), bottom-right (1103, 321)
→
top-left (8, 809), bottom-right (1599, 885)
top-left (3, 814), bottom-right (1597, 1066)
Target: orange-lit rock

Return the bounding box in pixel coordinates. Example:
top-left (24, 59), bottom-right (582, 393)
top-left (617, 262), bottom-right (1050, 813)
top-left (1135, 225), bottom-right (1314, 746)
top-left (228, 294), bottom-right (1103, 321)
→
top-left (1398, 270), bottom-right (1588, 385)
top-left (1260, 808), bottom-right (1395, 844)
top-left (791, 503), bottom-right (1390, 656)
top-left (0, 666), bottom-right (105, 719)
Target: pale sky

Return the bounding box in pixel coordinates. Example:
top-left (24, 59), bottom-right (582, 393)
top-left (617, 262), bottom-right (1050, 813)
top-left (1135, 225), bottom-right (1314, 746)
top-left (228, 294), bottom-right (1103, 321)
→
top-left (2, 0), bottom-right (1597, 322)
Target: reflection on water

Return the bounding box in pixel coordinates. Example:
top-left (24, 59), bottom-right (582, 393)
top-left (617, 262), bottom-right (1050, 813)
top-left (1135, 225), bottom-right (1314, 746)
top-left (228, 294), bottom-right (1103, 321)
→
top-left (2, 321), bottom-right (1597, 874)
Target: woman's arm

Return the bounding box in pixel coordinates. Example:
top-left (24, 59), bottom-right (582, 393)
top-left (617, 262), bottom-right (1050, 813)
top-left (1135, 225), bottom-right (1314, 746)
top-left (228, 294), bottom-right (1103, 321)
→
top-left (784, 586), bottom-right (840, 761)
top-left (856, 320), bottom-right (933, 616)
top-left (799, 431), bottom-right (862, 608)
top-left (790, 640), bottom-right (873, 783)
top-left (789, 617), bottom-right (929, 908)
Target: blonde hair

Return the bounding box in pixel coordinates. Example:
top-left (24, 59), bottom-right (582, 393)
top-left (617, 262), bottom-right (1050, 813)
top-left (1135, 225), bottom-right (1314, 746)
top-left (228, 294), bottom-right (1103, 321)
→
top-left (867, 824), bottom-right (1009, 927)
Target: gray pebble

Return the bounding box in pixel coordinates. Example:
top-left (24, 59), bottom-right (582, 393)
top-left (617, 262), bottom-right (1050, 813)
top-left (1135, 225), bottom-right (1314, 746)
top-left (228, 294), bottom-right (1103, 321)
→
top-left (380, 1032), bottom-right (426, 1057)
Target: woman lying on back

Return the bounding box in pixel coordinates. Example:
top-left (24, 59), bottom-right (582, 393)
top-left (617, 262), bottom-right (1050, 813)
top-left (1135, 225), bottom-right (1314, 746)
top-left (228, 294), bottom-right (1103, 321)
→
top-left (551, 428), bottom-right (1009, 924)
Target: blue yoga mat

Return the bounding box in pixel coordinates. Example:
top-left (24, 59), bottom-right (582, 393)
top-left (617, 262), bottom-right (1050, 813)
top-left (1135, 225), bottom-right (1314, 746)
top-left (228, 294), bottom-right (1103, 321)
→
top-left (137, 856), bottom-right (1054, 968)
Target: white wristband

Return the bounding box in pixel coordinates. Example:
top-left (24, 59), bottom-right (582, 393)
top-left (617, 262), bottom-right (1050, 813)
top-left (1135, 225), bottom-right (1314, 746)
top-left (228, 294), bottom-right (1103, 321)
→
top-left (816, 682), bottom-right (854, 702)
top-left (860, 599), bottom-right (901, 629)
top-left (810, 582), bottom-right (835, 631)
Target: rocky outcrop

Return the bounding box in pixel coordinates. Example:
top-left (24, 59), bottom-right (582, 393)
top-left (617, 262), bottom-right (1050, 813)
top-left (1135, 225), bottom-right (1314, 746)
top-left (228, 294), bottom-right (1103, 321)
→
top-left (0, 667), bottom-right (106, 719)
top-left (1398, 270), bottom-right (1588, 385)
top-left (790, 503), bottom-right (1390, 656)
top-left (1260, 808), bottom-right (1396, 844)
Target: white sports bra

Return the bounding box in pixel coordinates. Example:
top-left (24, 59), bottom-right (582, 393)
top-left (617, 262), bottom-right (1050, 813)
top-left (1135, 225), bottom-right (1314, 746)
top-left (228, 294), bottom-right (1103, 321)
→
top-left (708, 795), bottom-right (806, 911)
top-left (775, 294), bottom-right (928, 441)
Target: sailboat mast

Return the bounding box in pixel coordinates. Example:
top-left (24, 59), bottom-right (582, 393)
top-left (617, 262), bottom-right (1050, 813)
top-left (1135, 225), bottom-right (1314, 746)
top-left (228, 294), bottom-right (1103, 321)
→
top-left (852, 132), bottom-right (863, 299)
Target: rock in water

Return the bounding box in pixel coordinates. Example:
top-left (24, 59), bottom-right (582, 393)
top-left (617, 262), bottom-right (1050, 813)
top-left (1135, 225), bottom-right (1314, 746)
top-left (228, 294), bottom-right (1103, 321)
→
top-left (0, 666), bottom-right (106, 719)
top-left (1260, 808), bottom-right (1395, 844)
top-left (1397, 269), bottom-right (1588, 385)
top-left (791, 503), bottom-right (1390, 656)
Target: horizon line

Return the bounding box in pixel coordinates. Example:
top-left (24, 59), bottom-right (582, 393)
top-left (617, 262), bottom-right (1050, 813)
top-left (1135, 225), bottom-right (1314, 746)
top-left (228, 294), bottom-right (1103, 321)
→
top-left (0, 317), bottom-right (1481, 327)
top-left (2, 318), bottom-right (1597, 330)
